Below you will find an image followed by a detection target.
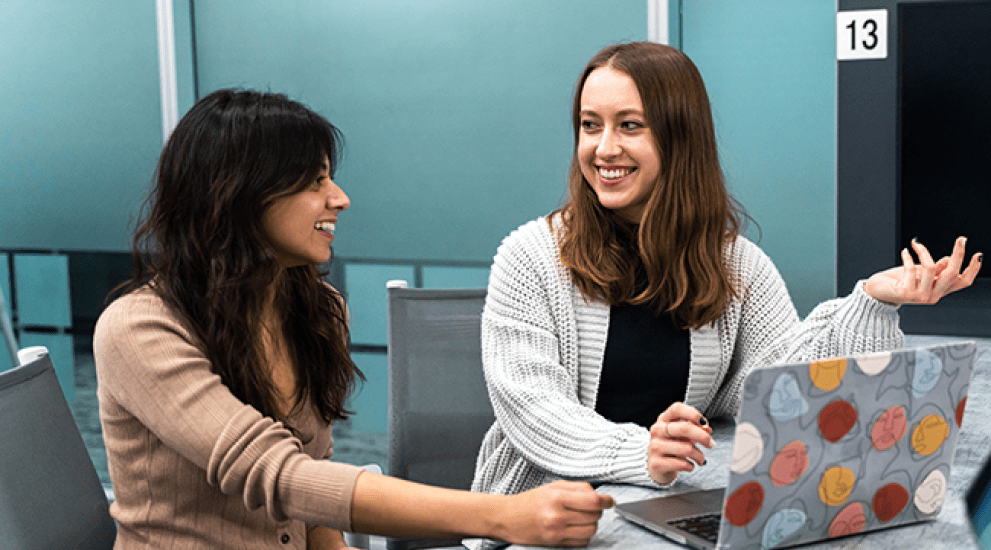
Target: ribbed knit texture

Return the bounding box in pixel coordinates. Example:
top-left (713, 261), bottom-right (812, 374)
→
top-left (467, 216), bottom-right (903, 550)
top-left (93, 287), bottom-right (363, 549)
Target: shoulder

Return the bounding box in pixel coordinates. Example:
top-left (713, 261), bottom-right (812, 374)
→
top-left (94, 286), bottom-right (191, 357)
top-left (97, 286), bottom-right (173, 328)
top-left (724, 235), bottom-right (778, 277)
top-left (492, 216), bottom-right (558, 267)
top-left (500, 216), bottom-right (555, 248)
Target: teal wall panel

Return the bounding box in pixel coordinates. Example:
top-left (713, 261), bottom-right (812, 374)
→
top-left (421, 266), bottom-right (490, 290)
top-left (344, 264), bottom-right (416, 346)
top-left (13, 254), bottom-right (72, 328)
top-left (347, 352), bottom-right (388, 435)
top-left (681, 0), bottom-right (837, 316)
top-left (19, 333), bottom-right (75, 405)
top-left (0, 0), bottom-right (163, 252)
top-left (192, 0), bottom-right (645, 263)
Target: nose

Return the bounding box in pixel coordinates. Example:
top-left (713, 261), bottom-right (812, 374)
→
top-left (327, 178), bottom-right (350, 211)
top-left (596, 125), bottom-right (621, 158)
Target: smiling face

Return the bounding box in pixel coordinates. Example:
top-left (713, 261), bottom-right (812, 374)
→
top-left (261, 156), bottom-right (350, 269)
top-left (577, 66), bottom-right (660, 223)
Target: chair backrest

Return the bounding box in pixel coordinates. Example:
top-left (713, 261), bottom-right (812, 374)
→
top-left (386, 283), bottom-right (493, 550)
top-left (0, 349), bottom-right (116, 549)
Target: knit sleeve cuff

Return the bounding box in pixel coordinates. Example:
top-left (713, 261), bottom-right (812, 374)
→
top-left (608, 429), bottom-right (678, 488)
top-left (835, 280), bottom-right (902, 336)
top-left (278, 456), bottom-right (363, 531)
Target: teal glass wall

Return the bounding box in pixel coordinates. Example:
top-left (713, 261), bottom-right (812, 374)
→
top-left (0, 0), bottom-right (163, 252)
top-left (681, 0), bottom-right (838, 315)
top-left (191, 0), bottom-right (646, 264)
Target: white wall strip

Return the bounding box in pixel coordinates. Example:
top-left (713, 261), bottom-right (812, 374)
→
top-left (648, 0), bottom-right (670, 44)
top-left (156, 0), bottom-right (179, 144)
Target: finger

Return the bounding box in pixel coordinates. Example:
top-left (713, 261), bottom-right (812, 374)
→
top-left (933, 256), bottom-right (951, 277)
top-left (911, 239), bottom-right (936, 300)
top-left (911, 238), bottom-right (936, 267)
top-left (557, 483), bottom-right (615, 512)
top-left (559, 523), bottom-right (598, 544)
top-left (597, 493), bottom-right (616, 509)
top-left (562, 509), bottom-right (605, 527)
top-left (663, 419), bottom-right (717, 449)
top-left (899, 248), bottom-right (919, 292)
top-left (935, 240), bottom-right (977, 297)
top-left (649, 439), bottom-right (707, 471)
top-left (933, 237), bottom-right (966, 290)
top-left (658, 402), bottom-right (708, 425)
top-left (957, 252), bottom-right (984, 289)
top-left (649, 454), bottom-right (699, 475)
top-left (900, 247), bottom-right (917, 278)
top-left (559, 534), bottom-right (596, 548)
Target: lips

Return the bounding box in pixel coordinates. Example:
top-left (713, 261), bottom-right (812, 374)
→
top-left (598, 166), bottom-right (636, 181)
top-left (314, 221), bottom-right (336, 235)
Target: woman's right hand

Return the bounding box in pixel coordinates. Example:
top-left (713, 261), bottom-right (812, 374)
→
top-left (498, 480), bottom-right (615, 547)
top-left (648, 402), bottom-right (715, 485)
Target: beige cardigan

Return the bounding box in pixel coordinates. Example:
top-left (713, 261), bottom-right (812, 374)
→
top-left (94, 286), bottom-right (363, 549)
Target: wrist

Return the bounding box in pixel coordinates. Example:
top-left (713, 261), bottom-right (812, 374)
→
top-left (487, 494), bottom-right (515, 543)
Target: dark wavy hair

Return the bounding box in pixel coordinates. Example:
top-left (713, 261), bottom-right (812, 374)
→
top-left (557, 42), bottom-right (750, 329)
top-left (114, 88), bottom-right (362, 425)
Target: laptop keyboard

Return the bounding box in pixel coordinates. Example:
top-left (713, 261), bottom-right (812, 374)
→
top-left (668, 513), bottom-right (722, 544)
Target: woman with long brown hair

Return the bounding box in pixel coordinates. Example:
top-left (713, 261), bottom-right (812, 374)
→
top-left (94, 88), bottom-right (613, 550)
top-left (469, 41), bottom-right (980, 547)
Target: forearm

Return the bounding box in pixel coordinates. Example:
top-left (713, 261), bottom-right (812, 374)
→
top-left (349, 472), bottom-right (613, 548)
top-left (350, 472), bottom-right (508, 541)
top-left (307, 525), bottom-right (349, 550)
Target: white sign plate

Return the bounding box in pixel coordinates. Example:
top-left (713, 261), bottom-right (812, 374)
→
top-left (837, 9), bottom-right (888, 60)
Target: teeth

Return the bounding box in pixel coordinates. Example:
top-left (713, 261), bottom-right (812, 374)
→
top-left (315, 221), bottom-right (335, 233)
top-left (600, 167), bottom-right (634, 180)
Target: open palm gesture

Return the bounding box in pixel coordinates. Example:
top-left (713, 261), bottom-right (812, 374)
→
top-left (863, 237), bottom-right (982, 306)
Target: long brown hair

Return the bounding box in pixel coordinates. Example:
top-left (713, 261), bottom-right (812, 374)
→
top-left (114, 89), bottom-right (362, 424)
top-left (557, 42), bottom-right (748, 329)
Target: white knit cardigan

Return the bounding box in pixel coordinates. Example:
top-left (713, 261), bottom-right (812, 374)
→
top-left (470, 215), bottom-right (904, 506)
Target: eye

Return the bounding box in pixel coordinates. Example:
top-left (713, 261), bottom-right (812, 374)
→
top-left (580, 119), bottom-right (600, 132)
top-left (311, 175), bottom-right (328, 190)
top-left (621, 120), bottom-right (646, 131)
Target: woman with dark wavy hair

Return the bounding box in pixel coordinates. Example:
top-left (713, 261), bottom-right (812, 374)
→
top-left (469, 41), bottom-right (979, 545)
top-left (94, 89), bottom-right (613, 550)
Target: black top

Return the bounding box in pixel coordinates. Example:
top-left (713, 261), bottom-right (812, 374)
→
top-left (595, 300), bottom-right (690, 429)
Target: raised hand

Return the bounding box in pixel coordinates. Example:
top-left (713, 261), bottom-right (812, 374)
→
top-left (863, 237), bottom-right (982, 306)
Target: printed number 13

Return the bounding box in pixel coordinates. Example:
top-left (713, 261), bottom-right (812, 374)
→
top-left (846, 18), bottom-right (879, 51)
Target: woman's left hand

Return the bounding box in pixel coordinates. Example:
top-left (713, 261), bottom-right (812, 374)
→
top-left (647, 403), bottom-right (716, 485)
top-left (864, 237), bottom-right (982, 306)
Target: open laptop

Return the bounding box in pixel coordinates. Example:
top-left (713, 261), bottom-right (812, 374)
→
top-left (617, 341), bottom-right (977, 549)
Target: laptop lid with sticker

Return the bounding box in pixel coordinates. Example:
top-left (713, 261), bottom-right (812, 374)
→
top-left (717, 342), bottom-right (976, 549)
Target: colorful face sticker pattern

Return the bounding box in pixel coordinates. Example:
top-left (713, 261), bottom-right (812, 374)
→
top-left (720, 344), bottom-right (975, 549)
top-left (731, 422), bottom-right (764, 474)
top-left (870, 405), bottom-right (908, 451)
top-left (769, 441), bottom-right (808, 487)
top-left (769, 374), bottom-right (809, 421)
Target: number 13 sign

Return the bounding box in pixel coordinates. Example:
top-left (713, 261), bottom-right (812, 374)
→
top-left (837, 9), bottom-right (888, 60)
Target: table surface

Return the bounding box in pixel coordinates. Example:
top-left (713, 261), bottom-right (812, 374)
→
top-left (509, 335), bottom-right (991, 549)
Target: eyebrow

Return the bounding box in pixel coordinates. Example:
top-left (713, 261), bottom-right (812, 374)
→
top-left (579, 108), bottom-right (645, 118)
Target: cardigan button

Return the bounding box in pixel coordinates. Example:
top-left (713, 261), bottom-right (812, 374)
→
top-left (281, 533), bottom-right (290, 544)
